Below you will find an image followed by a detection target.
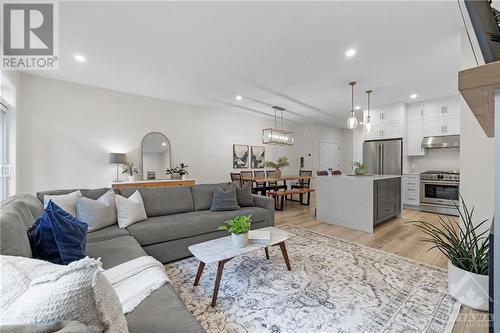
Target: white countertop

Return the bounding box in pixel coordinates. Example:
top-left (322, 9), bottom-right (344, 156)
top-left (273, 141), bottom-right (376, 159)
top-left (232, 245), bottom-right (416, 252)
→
top-left (316, 174), bottom-right (401, 181)
top-left (110, 178), bottom-right (195, 185)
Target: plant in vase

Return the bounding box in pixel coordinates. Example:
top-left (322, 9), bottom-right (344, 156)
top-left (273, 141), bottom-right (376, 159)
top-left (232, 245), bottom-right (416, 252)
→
top-left (352, 161), bottom-right (368, 175)
top-left (405, 196), bottom-right (490, 311)
top-left (166, 163), bottom-right (189, 180)
top-left (122, 160), bottom-right (138, 182)
top-left (264, 157), bottom-right (289, 178)
top-left (217, 215), bottom-right (252, 249)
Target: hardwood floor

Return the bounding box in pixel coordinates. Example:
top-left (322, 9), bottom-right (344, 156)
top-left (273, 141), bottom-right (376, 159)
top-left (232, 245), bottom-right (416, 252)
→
top-left (274, 194), bottom-right (489, 333)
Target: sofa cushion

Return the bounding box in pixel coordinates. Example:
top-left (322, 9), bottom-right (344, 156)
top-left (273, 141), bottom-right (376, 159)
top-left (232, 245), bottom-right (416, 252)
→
top-left (210, 185), bottom-right (240, 211)
top-left (125, 284), bottom-right (205, 333)
top-left (28, 201), bottom-right (88, 265)
top-left (120, 186), bottom-right (194, 217)
top-left (86, 225), bottom-right (130, 243)
top-left (235, 182), bottom-right (255, 207)
top-left (86, 236), bottom-right (146, 270)
top-left (127, 207), bottom-right (270, 246)
top-left (0, 195), bottom-right (37, 257)
top-left (43, 191), bottom-right (82, 217)
top-left (37, 188), bottom-right (112, 203)
top-left (76, 190), bottom-right (117, 232)
top-left (190, 183), bottom-right (226, 211)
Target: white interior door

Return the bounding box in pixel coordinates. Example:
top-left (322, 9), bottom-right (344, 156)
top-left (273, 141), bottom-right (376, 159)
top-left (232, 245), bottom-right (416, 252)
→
top-left (319, 141), bottom-right (341, 171)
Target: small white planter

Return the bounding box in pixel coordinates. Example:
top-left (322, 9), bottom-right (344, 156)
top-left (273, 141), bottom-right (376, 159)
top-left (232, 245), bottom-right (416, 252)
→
top-left (231, 233), bottom-right (249, 249)
top-left (448, 261), bottom-right (489, 311)
top-left (128, 175), bottom-right (138, 182)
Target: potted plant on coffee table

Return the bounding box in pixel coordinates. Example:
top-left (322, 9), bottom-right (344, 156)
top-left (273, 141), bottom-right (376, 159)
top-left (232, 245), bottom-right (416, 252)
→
top-left (406, 196), bottom-right (490, 311)
top-left (122, 160), bottom-right (139, 182)
top-left (264, 157), bottom-right (289, 179)
top-left (217, 215), bottom-right (252, 249)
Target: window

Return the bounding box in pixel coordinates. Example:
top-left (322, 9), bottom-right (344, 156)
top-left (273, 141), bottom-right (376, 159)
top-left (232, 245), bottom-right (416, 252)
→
top-left (0, 99), bottom-right (8, 201)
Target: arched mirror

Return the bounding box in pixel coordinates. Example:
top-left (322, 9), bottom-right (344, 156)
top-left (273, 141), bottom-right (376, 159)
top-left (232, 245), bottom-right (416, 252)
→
top-left (142, 132), bottom-right (171, 180)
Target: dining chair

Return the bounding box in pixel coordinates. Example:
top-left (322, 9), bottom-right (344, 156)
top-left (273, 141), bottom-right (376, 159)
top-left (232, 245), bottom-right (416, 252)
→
top-left (230, 172), bottom-right (242, 186)
top-left (253, 170), bottom-right (266, 188)
top-left (288, 170), bottom-right (312, 201)
top-left (331, 170), bottom-right (342, 175)
top-left (266, 170), bottom-right (280, 192)
top-left (317, 170), bottom-right (329, 176)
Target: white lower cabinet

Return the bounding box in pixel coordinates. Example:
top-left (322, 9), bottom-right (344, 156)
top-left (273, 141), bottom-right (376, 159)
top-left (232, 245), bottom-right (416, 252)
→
top-left (402, 174), bottom-right (420, 207)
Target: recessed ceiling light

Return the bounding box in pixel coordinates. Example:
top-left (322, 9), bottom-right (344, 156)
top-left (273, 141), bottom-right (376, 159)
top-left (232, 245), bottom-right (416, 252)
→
top-left (354, 105), bottom-right (361, 110)
top-left (162, 142), bottom-right (167, 146)
top-left (74, 54), bottom-right (86, 63)
top-left (360, 122), bottom-right (364, 125)
top-left (410, 94), bottom-right (418, 99)
top-left (235, 95), bottom-right (242, 101)
top-left (345, 48), bottom-right (357, 58)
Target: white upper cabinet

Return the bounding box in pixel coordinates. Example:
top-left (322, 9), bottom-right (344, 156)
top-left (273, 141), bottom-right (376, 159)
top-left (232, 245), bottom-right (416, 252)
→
top-left (406, 104), bottom-right (425, 156)
top-left (420, 96), bottom-right (460, 137)
top-left (363, 104), bottom-right (404, 140)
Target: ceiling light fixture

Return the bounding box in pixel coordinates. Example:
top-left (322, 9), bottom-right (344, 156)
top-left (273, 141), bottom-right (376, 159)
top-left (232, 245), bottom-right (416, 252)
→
top-left (354, 105), bottom-right (361, 110)
top-left (162, 142), bottom-right (167, 146)
top-left (365, 90), bottom-right (373, 133)
top-left (235, 95), bottom-right (242, 101)
top-left (410, 93), bottom-right (418, 99)
top-left (74, 54), bottom-right (86, 63)
top-left (346, 81), bottom-right (358, 130)
top-left (345, 48), bottom-right (357, 58)
top-left (262, 106), bottom-right (294, 146)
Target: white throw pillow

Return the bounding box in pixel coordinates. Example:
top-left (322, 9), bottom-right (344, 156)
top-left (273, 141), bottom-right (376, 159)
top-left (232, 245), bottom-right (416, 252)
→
top-left (76, 190), bottom-right (117, 232)
top-left (43, 190), bottom-right (82, 217)
top-left (0, 255), bottom-right (129, 333)
top-left (115, 190), bottom-right (147, 228)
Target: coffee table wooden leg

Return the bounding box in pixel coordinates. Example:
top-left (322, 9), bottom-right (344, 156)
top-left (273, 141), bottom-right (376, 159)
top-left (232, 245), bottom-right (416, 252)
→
top-left (278, 241), bottom-right (291, 271)
top-left (211, 259), bottom-right (230, 307)
top-left (193, 261), bottom-right (205, 286)
top-left (265, 247), bottom-right (269, 259)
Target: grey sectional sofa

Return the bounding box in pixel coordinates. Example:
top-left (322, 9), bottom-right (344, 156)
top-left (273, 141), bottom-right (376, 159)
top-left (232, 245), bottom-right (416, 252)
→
top-left (0, 183), bottom-right (275, 333)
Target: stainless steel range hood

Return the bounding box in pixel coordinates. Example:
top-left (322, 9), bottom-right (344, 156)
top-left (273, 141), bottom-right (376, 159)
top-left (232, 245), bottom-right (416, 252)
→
top-left (421, 135), bottom-right (460, 149)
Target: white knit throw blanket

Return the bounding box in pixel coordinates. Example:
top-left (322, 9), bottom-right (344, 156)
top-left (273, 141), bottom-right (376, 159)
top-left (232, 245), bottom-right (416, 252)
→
top-left (103, 256), bottom-right (169, 314)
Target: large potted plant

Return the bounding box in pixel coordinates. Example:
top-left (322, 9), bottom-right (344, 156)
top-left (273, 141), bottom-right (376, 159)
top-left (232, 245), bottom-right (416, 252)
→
top-left (217, 215), bottom-right (252, 249)
top-left (406, 196), bottom-right (490, 311)
top-left (264, 157), bottom-right (289, 179)
top-left (122, 160), bottom-right (138, 182)
top-left (166, 163), bottom-right (189, 180)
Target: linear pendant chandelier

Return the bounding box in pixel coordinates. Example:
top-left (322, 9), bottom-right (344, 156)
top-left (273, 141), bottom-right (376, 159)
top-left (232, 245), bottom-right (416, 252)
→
top-left (262, 105), bottom-right (294, 146)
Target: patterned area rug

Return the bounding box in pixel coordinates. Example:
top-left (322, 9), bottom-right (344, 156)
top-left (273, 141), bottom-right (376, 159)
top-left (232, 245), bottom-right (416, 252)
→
top-left (165, 225), bottom-right (460, 333)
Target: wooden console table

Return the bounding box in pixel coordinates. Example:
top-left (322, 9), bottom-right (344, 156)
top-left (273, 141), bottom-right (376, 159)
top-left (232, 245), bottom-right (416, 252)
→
top-left (110, 179), bottom-right (195, 190)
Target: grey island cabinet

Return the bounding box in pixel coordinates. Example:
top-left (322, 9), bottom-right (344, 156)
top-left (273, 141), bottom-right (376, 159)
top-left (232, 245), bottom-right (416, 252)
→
top-left (315, 175), bottom-right (402, 233)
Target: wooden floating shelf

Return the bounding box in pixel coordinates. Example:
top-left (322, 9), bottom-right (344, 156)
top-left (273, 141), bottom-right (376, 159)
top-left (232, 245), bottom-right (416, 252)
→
top-left (459, 60), bottom-right (500, 138)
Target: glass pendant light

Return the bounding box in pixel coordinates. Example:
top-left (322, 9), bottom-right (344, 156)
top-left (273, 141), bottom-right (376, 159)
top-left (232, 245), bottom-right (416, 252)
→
top-left (347, 81), bottom-right (358, 129)
top-left (365, 90), bottom-right (373, 133)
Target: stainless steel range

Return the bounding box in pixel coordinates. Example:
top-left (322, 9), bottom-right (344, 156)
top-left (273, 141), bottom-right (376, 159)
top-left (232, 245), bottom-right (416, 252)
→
top-left (420, 170), bottom-right (460, 216)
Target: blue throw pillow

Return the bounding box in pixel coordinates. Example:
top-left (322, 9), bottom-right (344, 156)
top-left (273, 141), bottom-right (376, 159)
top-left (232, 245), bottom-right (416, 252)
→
top-left (27, 200), bottom-right (88, 265)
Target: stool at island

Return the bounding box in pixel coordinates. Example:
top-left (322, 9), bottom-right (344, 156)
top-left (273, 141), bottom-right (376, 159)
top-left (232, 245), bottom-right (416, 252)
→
top-left (110, 179), bottom-right (195, 190)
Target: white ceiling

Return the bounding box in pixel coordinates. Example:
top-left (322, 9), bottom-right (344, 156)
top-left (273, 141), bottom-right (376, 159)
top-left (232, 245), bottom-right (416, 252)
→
top-left (33, 1), bottom-right (464, 128)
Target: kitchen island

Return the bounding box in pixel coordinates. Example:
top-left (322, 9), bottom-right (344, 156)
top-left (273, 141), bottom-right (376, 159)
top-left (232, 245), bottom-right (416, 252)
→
top-left (315, 174), bottom-right (401, 233)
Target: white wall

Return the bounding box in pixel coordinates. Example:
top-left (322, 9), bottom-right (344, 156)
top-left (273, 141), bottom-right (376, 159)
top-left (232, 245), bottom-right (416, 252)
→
top-left (18, 74), bottom-right (344, 193)
top-left (459, 29), bottom-right (494, 229)
top-left (407, 148), bottom-right (460, 173)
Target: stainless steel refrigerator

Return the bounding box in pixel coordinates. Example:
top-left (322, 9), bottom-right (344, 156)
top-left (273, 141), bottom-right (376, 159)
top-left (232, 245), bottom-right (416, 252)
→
top-left (362, 139), bottom-right (403, 175)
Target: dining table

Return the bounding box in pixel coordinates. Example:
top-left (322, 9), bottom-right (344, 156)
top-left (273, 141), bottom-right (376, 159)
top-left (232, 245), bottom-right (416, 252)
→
top-left (240, 175), bottom-right (314, 196)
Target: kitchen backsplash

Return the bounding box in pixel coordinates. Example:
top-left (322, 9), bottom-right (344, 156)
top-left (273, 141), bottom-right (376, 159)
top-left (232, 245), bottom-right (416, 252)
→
top-left (408, 148), bottom-right (460, 172)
